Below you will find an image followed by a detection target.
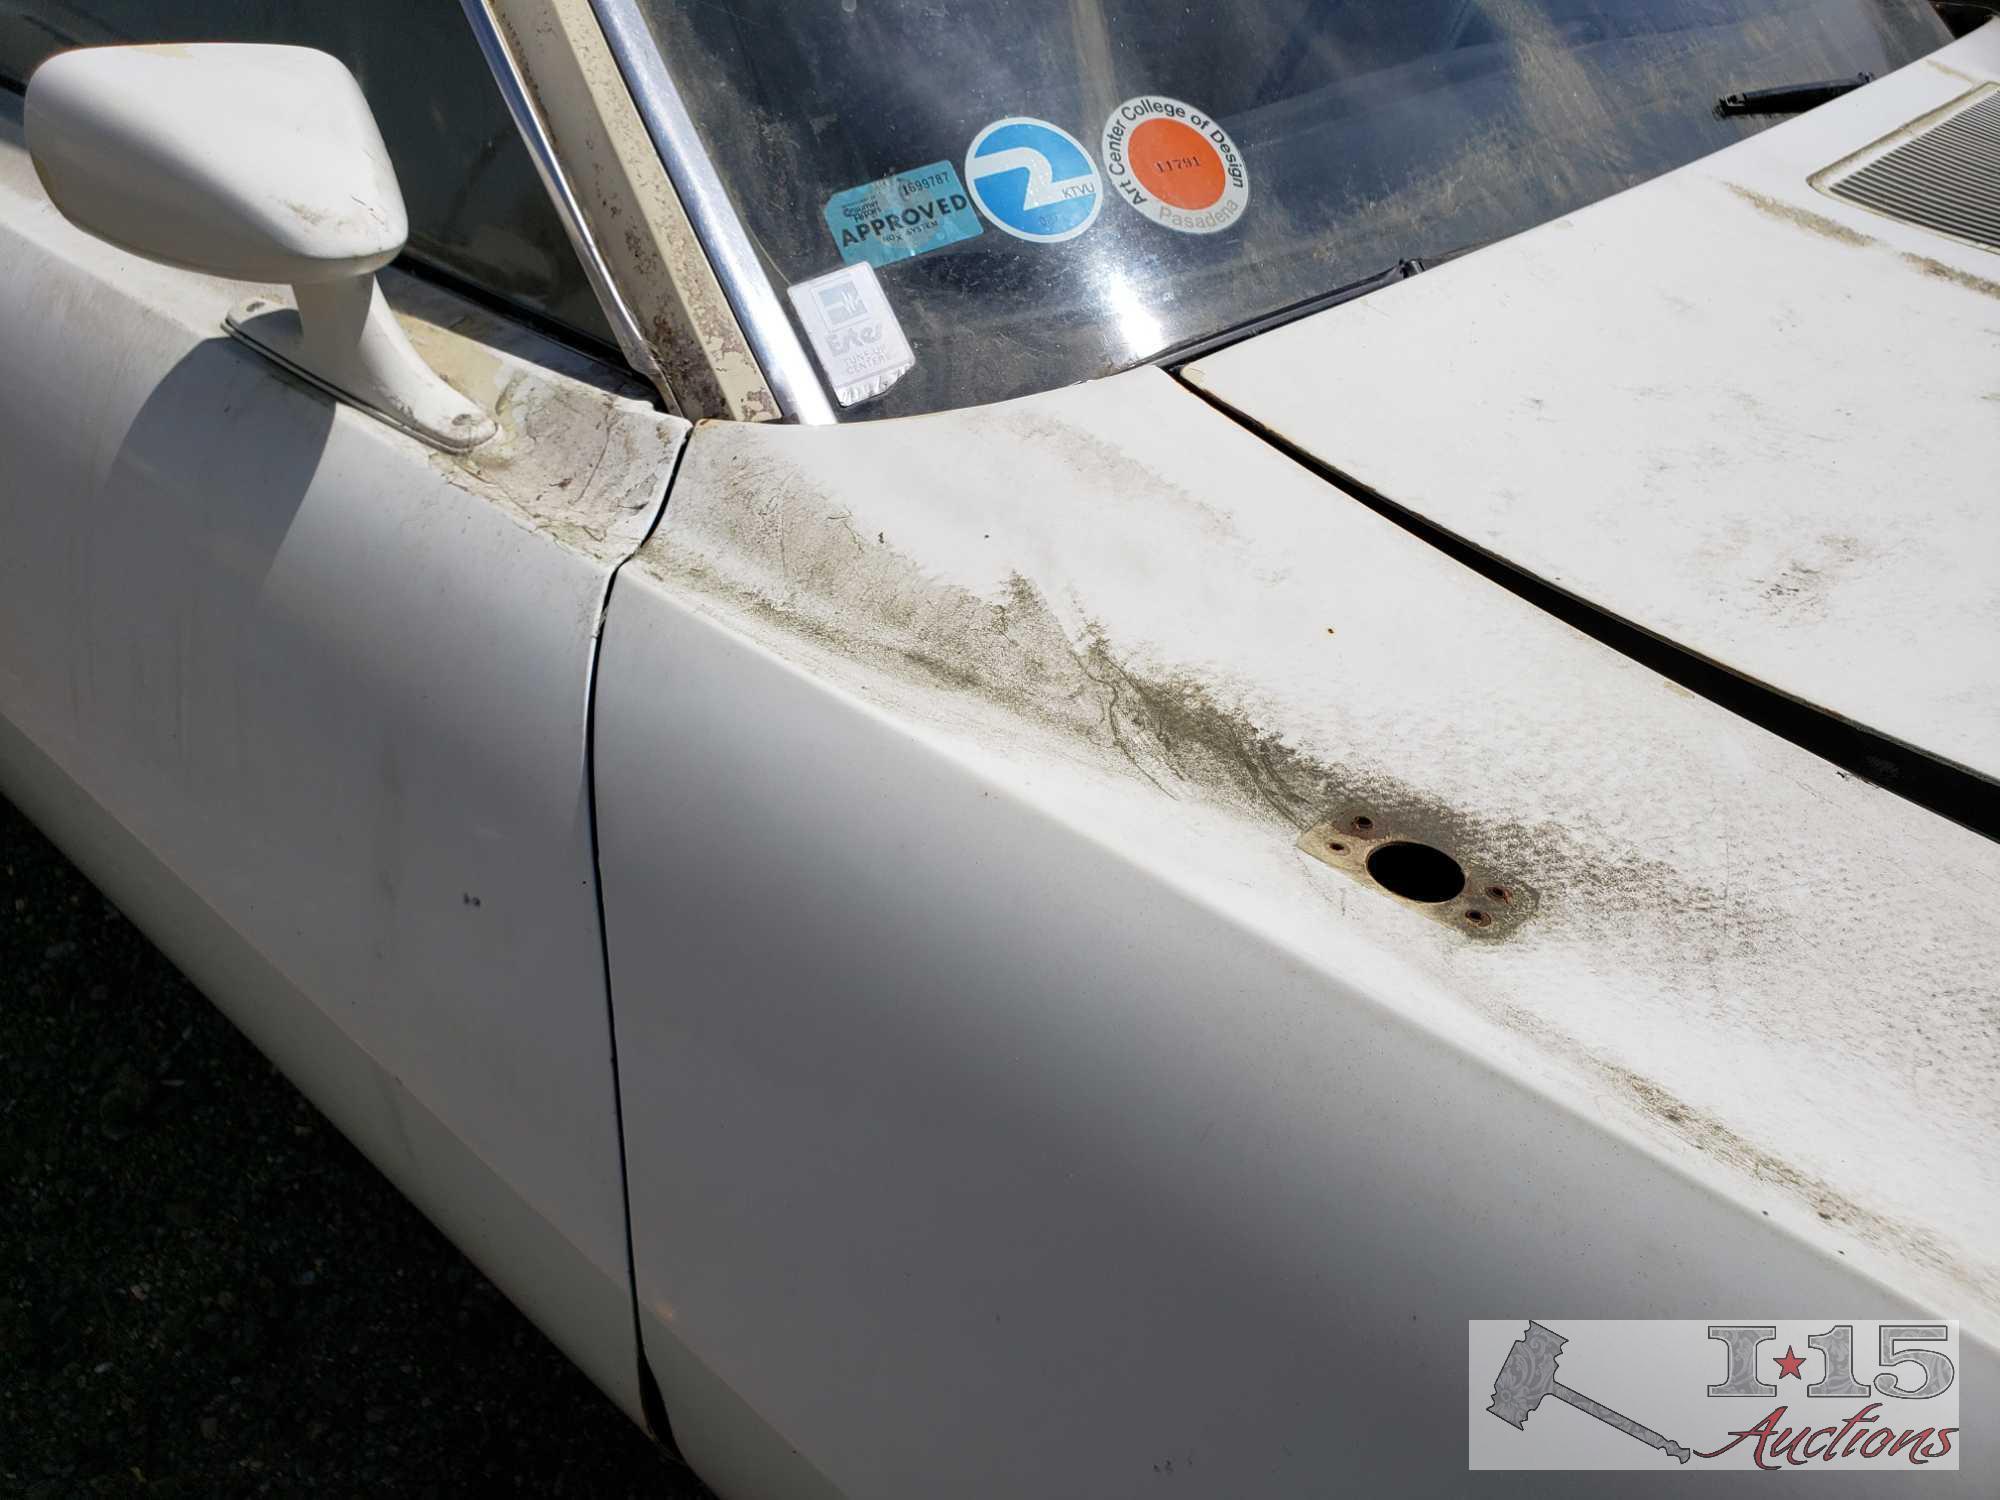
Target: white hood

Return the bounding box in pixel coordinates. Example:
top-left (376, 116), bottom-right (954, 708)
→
top-left (1187, 24), bottom-right (2000, 790)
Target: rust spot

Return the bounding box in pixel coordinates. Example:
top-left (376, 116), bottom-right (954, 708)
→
top-left (1301, 816), bottom-right (1533, 940)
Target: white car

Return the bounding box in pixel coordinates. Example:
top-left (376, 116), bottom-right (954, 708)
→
top-left (2, 3), bottom-right (1995, 1494)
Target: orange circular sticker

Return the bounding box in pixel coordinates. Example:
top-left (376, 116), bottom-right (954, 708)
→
top-left (1102, 96), bottom-right (1248, 234)
top-left (1129, 118), bottom-right (1227, 209)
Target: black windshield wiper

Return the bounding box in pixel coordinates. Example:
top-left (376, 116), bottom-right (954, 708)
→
top-left (1715, 73), bottom-right (1871, 118)
top-left (1158, 239), bottom-right (1496, 370)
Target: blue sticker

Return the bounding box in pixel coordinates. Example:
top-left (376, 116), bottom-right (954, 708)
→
top-left (824, 161), bottom-right (983, 268)
top-left (964, 117), bottom-right (1103, 244)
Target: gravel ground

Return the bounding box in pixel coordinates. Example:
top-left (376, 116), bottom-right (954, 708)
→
top-left (0, 795), bottom-right (713, 1498)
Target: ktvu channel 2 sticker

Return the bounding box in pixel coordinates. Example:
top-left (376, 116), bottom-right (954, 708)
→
top-left (1102, 95), bottom-right (1248, 234)
top-left (1469, 1320), bottom-right (1961, 1472)
top-left (963, 117), bottom-right (1102, 243)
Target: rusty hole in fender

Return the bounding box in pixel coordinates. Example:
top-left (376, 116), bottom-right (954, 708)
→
top-left (1365, 841), bottom-right (1466, 904)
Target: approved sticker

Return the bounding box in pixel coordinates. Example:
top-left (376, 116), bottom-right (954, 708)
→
top-left (824, 161), bottom-right (982, 268)
top-left (1102, 96), bottom-right (1248, 234)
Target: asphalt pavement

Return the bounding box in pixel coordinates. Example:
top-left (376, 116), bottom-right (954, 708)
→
top-left (1, 794), bottom-right (713, 1498)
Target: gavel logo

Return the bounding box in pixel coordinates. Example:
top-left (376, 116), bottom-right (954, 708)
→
top-left (1487, 1320), bottom-right (1692, 1464)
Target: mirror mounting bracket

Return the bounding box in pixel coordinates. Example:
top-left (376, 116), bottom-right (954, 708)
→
top-left (28, 44), bottom-right (494, 450)
top-left (226, 277), bottom-right (496, 453)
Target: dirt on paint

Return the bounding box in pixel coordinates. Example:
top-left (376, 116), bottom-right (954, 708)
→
top-left (653, 424), bottom-right (1796, 964)
top-left (1480, 992), bottom-right (1999, 1316)
top-left (1724, 184), bottom-right (2000, 304)
top-left (1902, 252), bottom-right (2000, 302)
top-left (1722, 182), bottom-right (1876, 246)
top-left (641, 401), bottom-right (2000, 1316)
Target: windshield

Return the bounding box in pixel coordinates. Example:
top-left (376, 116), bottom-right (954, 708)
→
top-left (630, 0), bottom-right (1947, 418)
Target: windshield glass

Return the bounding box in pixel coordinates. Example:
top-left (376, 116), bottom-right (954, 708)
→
top-left (630, 0), bottom-right (1947, 418)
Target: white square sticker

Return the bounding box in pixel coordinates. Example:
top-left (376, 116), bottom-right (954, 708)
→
top-left (786, 262), bottom-right (915, 408)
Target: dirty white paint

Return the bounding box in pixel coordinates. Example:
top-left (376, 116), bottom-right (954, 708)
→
top-left (29, 44), bottom-right (501, 449)
top-left (488, 0), bottom-right (781, 420)
top-left (0, 95), bottom-right (686, 1421)
top-left (488, 0), bottom-right (784, 418)
top-left (1187, 26), bottom-right (2000, 786)
top-left (228, 275), bottom-right (498, 452)
top-left (596, 368), bottom-right (1997, 1497)
top-left (24, 43), bottom-right (404, 283)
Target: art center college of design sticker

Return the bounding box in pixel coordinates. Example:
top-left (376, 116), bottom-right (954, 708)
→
top-left (1102, 96), bottom-right (1248, 234)
top-left (963, 117), bottom-right (1103, 244)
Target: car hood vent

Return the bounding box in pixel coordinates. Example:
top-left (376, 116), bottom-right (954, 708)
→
top-left (1813, 83), bottom-right (2000, 251)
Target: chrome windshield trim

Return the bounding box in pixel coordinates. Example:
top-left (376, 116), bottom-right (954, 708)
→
top-left (457, 0), bottom-right (676, 405)
top-left (587, 0), bottom-right (837, 425)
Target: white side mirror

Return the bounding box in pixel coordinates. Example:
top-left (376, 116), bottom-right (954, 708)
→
top-left (26, 44), bottom-right (495, 451)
